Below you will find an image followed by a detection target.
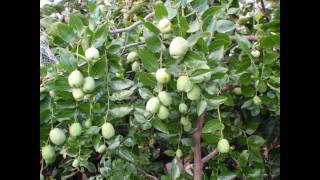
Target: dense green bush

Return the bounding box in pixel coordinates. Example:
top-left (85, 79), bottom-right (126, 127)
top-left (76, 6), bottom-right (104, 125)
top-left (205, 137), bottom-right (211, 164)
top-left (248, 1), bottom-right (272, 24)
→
top-left (40, 0), bottom-right (280, 179)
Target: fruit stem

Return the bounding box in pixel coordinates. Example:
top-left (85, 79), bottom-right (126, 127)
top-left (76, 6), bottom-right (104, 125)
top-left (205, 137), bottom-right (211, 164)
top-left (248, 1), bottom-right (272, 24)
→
top-left (217, 106), bottom-right (224, 139)
top-left (104, 54), bottom-right (110, 123)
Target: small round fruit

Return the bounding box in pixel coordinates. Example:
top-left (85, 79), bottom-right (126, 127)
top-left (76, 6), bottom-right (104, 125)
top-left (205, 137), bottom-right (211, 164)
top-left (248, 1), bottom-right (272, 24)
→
top-left (49, 90), bottom-right (55, 97)
top-left (69, 122), bottom-right (82, 137)
top-left (187, 85), bottom-right (201, 101)
top-left (233, 87), bottom-right (242, 95)
top-left (238, 15), bottom-right (248, 25)
top-left (158, 91), bottom-right (172, 106)
top-left (97, 144), bottom-right (107, 153)
top-left (126, 51), bottom-right (139, 63)
top-left (82, 76), bottom-right (95, 93)
top-left (40, 87), bottom-right (46, 93)
top-left (161, 44), bottom-right (166, 51)
top-left (183, 122), bottom-right (192, 132)
top-left (72, 159), bottom-right (80, 168)
top-left (217, 138), bottom-right (230, 153)
top-left (146, 97), bottom-right (161, 114)
top-left (179, 103), bottom-right (188, 114)
top-left (72, 88), bottom-right (84, 101)
top-left (169, 37), bottom-right (189, 60)
top-left (155, 68), bottom-right (171, 84)
top-left (176, 149), bottom-right (183, 158)
top-left (177, 75), bottom-right (192, 92)
top-left (158, 18), bottom-right (172, 34)
top-left (101, 122), bottom-right (115, 139)
top-left (41, 145), bottom-right (56, 164)
top-left (251, 49), bottom-right (260, 58)
top-left (49, 128), bottom-right (66, 145)
top-left (157, 105), bottom-right (169, 120)
top-left (253, 96), bottom-right (262, 105)
top-left (84, 119), bottom-right (92, 128)
top-left (85, 47), bottom-right (100, 61)
top-left (131, 61), bottom-right (140, 72)
top-left (180, 116), bottom-right (189, 126)
top-left (68, 70), bottom-right (84, 88)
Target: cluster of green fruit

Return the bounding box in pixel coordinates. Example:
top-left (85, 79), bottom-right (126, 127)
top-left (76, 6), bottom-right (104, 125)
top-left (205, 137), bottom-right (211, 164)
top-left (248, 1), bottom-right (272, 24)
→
top-left (126, 51), bottom-right (140, 72)
top-left (68, 70), bottom-right (95, 101)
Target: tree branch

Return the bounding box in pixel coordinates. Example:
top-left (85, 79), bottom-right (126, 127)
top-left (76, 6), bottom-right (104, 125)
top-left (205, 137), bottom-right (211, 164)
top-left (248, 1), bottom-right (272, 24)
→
top-left (192, 113), bottom-right (205, 180)
top-left (202, 148), bottom-right (219, 164)
top-left (119, 42), bottom-right (145, 52)
top-left (256, 0), bottom-right (270, 21)
top-left (109, 12), bottom-right (155, 34)
top-left (231, 35), bottom-right (258, 42)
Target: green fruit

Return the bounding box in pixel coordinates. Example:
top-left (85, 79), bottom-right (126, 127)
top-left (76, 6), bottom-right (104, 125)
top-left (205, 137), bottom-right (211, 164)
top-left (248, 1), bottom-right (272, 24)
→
top-left (233, 87), bottom-right (242, 95)
top-left (217, 139), bottom-right (230, 153)
top-left (198, 64), bottom-right (211, 82)
top-left (177, 75), bottom-right (192, 92)
top-left (68, 70), bottom-right (84, 88)
top-left (158, 91), bottom-right (172, 106)
top-left (82, 77), bottom-right (95, 93)
top-left (161, 44), bottom-right (166, 51)
top-left (179, 103), bottom-right (188, 113)
top-left (127, 51), bottom-right (139, 63)
top-left (49, 90), bottom-right (55, 97)
top-left (69, 122), bottom-right (82, 137)
top-left (72, 158), bottom-right (80, 168)
top-left (131, 61), bottom-right (140, 72)
top-left (146, 97), bottom-right (160, 114)
top-left (251, 49), bottom-right (260, 58)
top-left (162, 33), bottom-right (172, 40)
top-left (253, 96), bottom-right (262, 105)
top-left (157, 105), bottom-right (169, 120)
top-left (85, 47), bottom-right (100, 61)
top-left (180, 116), bottom-right (189, 126)
top-left (158, 18), bottom-right (172, 34)
top-left (183, 122), bottom-right (192, 132)
top-left (155, 68), bottom-right (171, 84)
top-left (169, 37), bottom-right (189, 60)
top-left (84, 119), bottom-right (92, 128)
top-left (187, 85), bottom-right (201, 101)
top-left (101, 122), bottom-right (115, 139)
top-left (97, 144), bottom-right (107, 153)
top-left (176, 149), bottom-right (183, 158)
top-left (41, 145), bottom-right (56, 164)
top-left (40, 87), bottom-right (46, 93)
top-left (238, 15), bottom-right (248, 25)
top-left (49, 128), bottom-right (66, 145)
top-left (72, 88), bottom-right (84, 101)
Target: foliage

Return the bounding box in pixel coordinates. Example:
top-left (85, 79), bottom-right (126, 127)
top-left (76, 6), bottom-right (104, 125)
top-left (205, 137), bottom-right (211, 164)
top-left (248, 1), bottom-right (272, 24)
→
top-left (40, 0), bottom-right (280, 179)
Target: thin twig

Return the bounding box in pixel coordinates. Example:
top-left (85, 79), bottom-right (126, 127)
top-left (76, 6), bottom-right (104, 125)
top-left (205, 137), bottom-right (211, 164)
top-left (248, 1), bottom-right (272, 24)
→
top-left (202, 148), bottom-right (219, 164)
top-left (119, 42), bottom-right (145, 52)
top-left (256, 0), bottom-right (270, 21)
top-left (109, 12), bottom-right (155, 34)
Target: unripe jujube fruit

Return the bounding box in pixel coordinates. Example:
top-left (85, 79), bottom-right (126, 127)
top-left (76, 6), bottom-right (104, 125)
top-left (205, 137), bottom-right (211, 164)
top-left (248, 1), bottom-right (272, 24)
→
top-left (126, 51), bottom-right (139, 63)
top-left (217, 138), bottom-right (230, 153)
top-left (84, 119), bottom-right (92, 128)
top-left (157, 105), bottom-right (169, 120)
top-left (187, 85), bottom-right (201, 101)
top-left (183, 122), bottom-right (192, 132)
top-left (72, 88), bottom-right (84, 101)
top-left (238, 15), bottom-right (248, 25)
top-left (253, 95), bottom-right (262, 105)
top-left (157, 18), bottom-right (172, 34)
top-left (82, 76), bottom-right (95, 93)
top-left (68, 70), bottom-right (84, 88)
top-left (176, 149), bottom-right (183, 158)
top-left (72, 158), bottom-right (80, 168)
top-left (131, 61), bottom-right (140, 72)
top-left (146, 97), bottom-right (160, 114)
top-left (180, 116), bottom-right (189, 126)
top-left (41, 145), bottom-right (56, 164)
top-left (101, 122), bottom-right (115, 139)
top-left (177, 75), bottom-right (192, 92)
top-left (49, 128), bottom-right (66, 145)
top-left (158, 91), bottom-right (172, 106)
top-left (85, 47), bottom-right (100, 61)
top-left (251, 49), bottom-right (260, 58)
top-left (179, 103), bottom-right (188, 114)
top-left (155, 68), bottom-right (171, 84)
top-left (169, 37), bottom-right (189, 60)
top-left (69, 122), bottom-right (82, 137)
top-left (97, 144), bottom-right (107, 153)
top-left (40, 87), bottom-right (46, 93)
top-left (233, 87), bottom-right (242, 95)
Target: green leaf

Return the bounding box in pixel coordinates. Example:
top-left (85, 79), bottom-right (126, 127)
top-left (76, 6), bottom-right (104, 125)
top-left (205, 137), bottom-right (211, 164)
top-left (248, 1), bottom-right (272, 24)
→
top-left (144, 29), bottom-right (161, 53)
top-left (190, 69), bottom-right (212, 83)
top-left (213, 33), bottom-right (231, 49)
top-left (68, 14), bottom-right (84, 34)
top-left (118, 148), bottom-right (134, 162)
top-left (164, 1), bottom-right (177, 19)
top-left (58, 48), bottom-right (77, 72)
top-left (155, 2), bottom-right (168, 19)
top-left (248, 135), bottom-right (266, 147)
top-left (137, 72), bottom-right (157, 87)
top-left (197, 100), bottom-right (207, 116)
top-left (260, 34), bottom-right (280, 49)
top-left (137, 48), bottom-right (159, 72)
top-left (164, 150), bottom-right (176, 157)
top-left (187, 32), bottom-right (211, 47)
top-left (110, 89), bottom-right (135, 101)
top-left (152, 119), bottom-right (169, 134)
top-left (202, 6), bottom-right (223, 20)
top-left (202, 119), bottom-right (224, 134)
top-left (143, 21), bottom-right (160, 34)
top-left (170, 159), bottom-right (181, 180)
top-left (263, 52), bottom-right (279, 65)
top-left (208, 45), bottom-right (224, 61)
top-left (57, 23), bottom-right (78, 44)
top-left (207, 96), bottom-right (227, 107)
top-left (216, 20), bottom-right (236, 33)
top-left (187, 19), bottom-right (200, 33)
top-left (236, 34), bottom-right (251, 52)
top-left (110, 106), bottom-right (133, 118)
top-left (85, 126), bottom-right (100, 135)
top-left (236, 58), bottom-right (251, 73)
top-left (91, 24), bottom-right (108, 48)
top-left (110, 78), bottom-right (134, 90)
